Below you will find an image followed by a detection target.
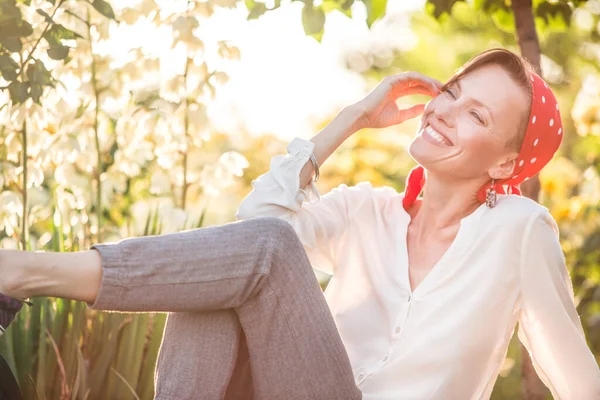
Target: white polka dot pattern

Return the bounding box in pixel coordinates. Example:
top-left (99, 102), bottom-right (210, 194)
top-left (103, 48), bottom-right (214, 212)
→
top-left (502, 73), bottom-right (563, 193)
top-left (474, 72), bottom-right (563, 204)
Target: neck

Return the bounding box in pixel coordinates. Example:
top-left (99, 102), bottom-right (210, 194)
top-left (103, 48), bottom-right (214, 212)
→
top-left (411, 171), bottom-right (486, 233)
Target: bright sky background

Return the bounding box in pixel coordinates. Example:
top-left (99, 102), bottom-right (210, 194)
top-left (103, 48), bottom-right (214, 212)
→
top-left (207, 0), bottom-right (426, 140)
top-left (104, 0), bottom-right (426, 141)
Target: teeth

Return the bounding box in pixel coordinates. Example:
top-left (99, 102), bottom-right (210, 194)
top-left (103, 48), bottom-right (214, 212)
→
top-left (424, 126), bottom-right (450, 145)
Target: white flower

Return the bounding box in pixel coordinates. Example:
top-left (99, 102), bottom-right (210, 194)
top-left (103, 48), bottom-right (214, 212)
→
top-left (212, 71), bottom-right (229, 85)
top-left (5, 132), bottom-right (22, 163)
top-left (27, 163), bottom-right (44, 188)
top-left (219, 151), bottom-right (249, 177)
top-left (217, 42), bottom-right (241, 60)
top-left (150, 170), bottom-right (171, 195)
top-left (172, 15), bottom-right (199, 43)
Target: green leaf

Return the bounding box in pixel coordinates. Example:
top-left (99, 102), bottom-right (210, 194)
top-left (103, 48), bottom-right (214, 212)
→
top-left (302, 4), bottom-right (326, 39)
top-left (322, 0), bottom-right (353, 17)
top-left (8, 81), bottom-right (29, 104)
top-left (426, 0), bottom-right (466, 18)
top-left (26, 60), bottom-right (53, 86)
top-left (91, 0), bottom-right (116, 20)
top-left (36, 8), bottom-right (53, 23)
top-left (30, 83), bottom-right (43, 104)
top-left (0, 36), bottom-right (22, 52)
top-left (0, 2), bottom-right (22, 20)
top-left (17, 20), bottom-right (33, 37)
top-left (0, 55), bottom-right (19, 81)
top-left (42, 24), bottom-right (82, 47)
top-left (247, 2), bottom-right (267, 20)
top-left (536, 1), bottom-right (572, 28)
top-left (47, 45), bottom-right (69, 60)
top-left (491, 7), bottom-right (515, 33)
top-left (364, 0), bottom-right (387, 28)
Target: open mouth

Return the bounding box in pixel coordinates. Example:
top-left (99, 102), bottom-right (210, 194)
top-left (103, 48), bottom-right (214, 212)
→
top-left (422, 124), bottom-right (453, 146)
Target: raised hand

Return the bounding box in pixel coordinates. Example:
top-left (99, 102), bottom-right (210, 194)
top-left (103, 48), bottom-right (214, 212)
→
top-left (352, 72), bottom-right (443, 130)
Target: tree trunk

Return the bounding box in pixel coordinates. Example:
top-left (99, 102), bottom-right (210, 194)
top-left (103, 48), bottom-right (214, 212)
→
top-left (511, 1), bottom-right (548, 399)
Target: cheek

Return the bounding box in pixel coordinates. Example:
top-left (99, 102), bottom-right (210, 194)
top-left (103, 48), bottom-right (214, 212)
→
top-left (457, 124), bottom-right (505, 161)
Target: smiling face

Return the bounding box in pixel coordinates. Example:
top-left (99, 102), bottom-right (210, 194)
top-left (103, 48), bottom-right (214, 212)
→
top-left (409, 63), bottom-right (531, 182)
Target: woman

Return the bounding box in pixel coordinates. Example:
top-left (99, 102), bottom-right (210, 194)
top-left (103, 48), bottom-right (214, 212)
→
top-left (1, 48), bottom-right (599, 399)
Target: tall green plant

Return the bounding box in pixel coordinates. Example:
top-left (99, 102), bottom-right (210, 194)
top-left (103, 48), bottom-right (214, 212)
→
top-left (0, 208), bottom-right (177, 399)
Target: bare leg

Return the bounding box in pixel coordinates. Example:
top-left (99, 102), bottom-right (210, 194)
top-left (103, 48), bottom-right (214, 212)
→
top-left (0, 248), bottom-right (102, 303)
top-left (2, 218), bottom-right (360, 399)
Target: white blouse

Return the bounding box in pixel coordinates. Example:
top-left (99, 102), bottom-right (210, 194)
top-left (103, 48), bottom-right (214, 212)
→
top-left (236, 137), bottom-right (600, 400)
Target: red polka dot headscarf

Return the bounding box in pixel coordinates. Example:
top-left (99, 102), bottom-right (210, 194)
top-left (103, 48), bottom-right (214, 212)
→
top-left (402, 72), bottom-right (563, 210)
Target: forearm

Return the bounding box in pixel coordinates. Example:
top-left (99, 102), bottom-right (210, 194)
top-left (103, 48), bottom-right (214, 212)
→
top-left (298, 106), bottom-right (362, 189)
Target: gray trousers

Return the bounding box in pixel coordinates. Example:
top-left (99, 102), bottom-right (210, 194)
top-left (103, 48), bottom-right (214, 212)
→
top-left (88, 217), bottom-right (361, 400)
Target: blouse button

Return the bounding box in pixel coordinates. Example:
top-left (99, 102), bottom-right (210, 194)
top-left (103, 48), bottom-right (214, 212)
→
top-left (382, 354), bottom-right (389, 363)
top-left (394, 326), bottom-right (401, 334)
top-left (357, 373), bottom-right (366, 384)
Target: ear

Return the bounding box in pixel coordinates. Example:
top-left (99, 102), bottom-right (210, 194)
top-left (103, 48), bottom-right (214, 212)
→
top-left (488, 154), bottom-right (518, 180)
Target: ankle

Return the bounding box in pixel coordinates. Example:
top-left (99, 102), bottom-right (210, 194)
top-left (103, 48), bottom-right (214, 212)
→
top-left (0, 250), bottom-right (33, 300)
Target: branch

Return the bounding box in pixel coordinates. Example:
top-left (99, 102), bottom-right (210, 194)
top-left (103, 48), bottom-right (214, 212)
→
top-left (18, 0), bottom-right (67, 75)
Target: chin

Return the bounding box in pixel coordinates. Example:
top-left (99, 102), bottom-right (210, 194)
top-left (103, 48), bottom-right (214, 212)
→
top-left (408, 135), bottom-right (457, 178)
top-left (408, 135), bottom-right (434, 167)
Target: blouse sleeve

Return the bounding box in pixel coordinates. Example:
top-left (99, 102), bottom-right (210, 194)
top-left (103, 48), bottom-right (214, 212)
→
top-left (517, 210), bottom-right (600, 399)
top-left (236, 137), bottom-right (369, 275)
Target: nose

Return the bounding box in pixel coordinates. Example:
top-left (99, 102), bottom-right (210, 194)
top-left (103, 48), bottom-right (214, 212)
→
top-left (432, 97), bottom-right (456, 129)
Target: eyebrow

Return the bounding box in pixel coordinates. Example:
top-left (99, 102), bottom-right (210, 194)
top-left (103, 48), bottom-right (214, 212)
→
top-left (455, 80), bottom-right (495, 125)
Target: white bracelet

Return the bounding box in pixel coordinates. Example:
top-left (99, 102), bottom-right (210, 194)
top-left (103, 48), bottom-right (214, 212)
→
top-left (309, 153), bottom-right (320, 182)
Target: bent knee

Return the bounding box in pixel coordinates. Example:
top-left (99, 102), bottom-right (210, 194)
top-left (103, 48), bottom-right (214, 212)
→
top-left (250, 217), bottom-right (301, 248)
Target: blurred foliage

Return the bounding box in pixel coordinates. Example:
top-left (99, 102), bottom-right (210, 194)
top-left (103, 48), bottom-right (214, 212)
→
top-left (426, 0), bottom-right (589, 25)
top-left (244, 0), bottom-right (387, 41)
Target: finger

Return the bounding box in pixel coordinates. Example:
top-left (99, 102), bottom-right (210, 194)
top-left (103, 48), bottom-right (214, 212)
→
top-left (403, 84), bottom-right (440, 97)
top-left (404, 72), bottom-right (444, 92)
top-left (389, 72), bottom-right (443, 94)
top-left (397, 103), bottom-right (426, 121)
top-left (392, 83), bottom-right (439, 99)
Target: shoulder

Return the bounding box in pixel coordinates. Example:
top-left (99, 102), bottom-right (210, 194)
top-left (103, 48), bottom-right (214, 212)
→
top-left (493, 194), bottom-right (548, 218)
top-left (494, 195), bottom-right (561, 250)
top-left (477, 195), bottom-right (559, 249)
top-left (489, 194), bottom-right (554, 228)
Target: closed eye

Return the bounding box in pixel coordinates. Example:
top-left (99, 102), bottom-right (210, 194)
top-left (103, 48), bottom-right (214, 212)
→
top-left (445, 88), bottom-right (457, 99)
top-left (471, 111), bottom-right (484, 124)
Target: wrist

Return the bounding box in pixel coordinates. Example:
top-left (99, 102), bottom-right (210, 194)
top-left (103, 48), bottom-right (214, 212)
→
top-left (338, 105), bottom-right (364, 137)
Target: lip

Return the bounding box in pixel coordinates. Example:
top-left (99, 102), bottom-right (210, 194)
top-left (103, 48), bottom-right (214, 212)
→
top-left (421, 121), bottom-right (454, 146)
